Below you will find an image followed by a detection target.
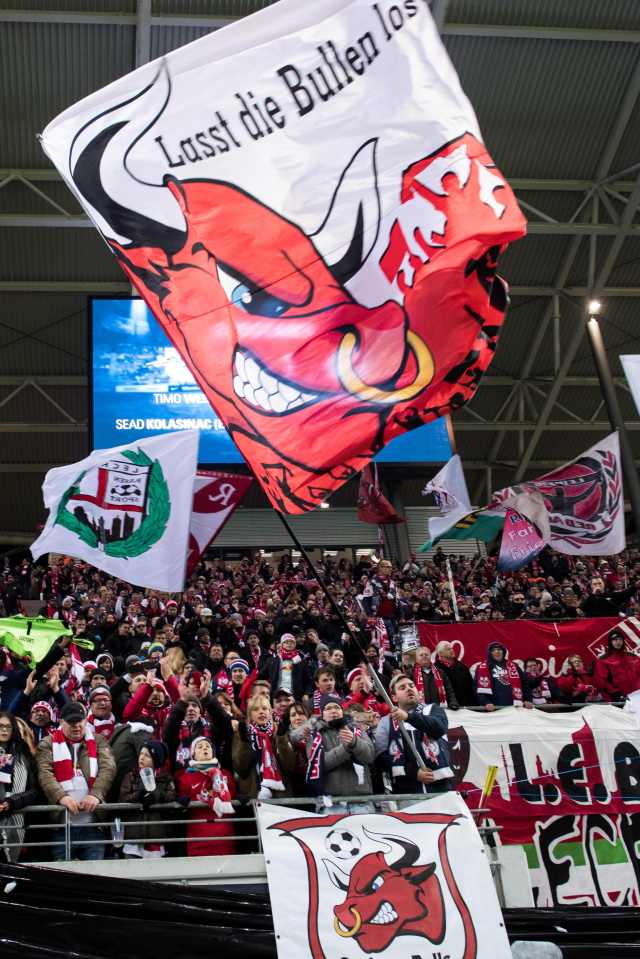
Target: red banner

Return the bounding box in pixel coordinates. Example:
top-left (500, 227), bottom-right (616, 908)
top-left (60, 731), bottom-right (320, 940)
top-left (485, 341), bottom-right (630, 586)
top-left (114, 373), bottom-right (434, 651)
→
top-left (417, 617), bottom-right (640, 678)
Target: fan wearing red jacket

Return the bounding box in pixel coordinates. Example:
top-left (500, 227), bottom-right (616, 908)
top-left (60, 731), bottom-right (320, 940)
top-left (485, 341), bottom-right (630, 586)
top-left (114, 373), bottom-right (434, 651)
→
top-left (122, 670), bottom-right (179, 737)
top-left (593, 629), bottom-right (640, 701)
top-left (555, 654), bottom-right (600, 704)
top-left (342, 667), bottom-right (390, 717)
top-left (175, 737), bottom-right (236, 856)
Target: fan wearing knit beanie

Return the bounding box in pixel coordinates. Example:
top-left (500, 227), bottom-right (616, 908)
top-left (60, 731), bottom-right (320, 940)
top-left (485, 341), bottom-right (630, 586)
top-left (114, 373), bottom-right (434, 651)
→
top-left (122, 669), bottom-right (178, 738)
top-left (118, 739), bottom-right (175, 859)
top-left (175, 737), bottom-right (236, 857)
top-left (258, 634), bottom-right (314, 703)
top-left (343, 667), bottom-right (390, 717)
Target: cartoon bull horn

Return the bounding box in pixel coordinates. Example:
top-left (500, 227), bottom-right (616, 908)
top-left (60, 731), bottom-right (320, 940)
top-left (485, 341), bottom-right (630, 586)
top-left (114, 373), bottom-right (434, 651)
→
top-left (310, 140), bottom-right (435, 405)
top-left (309, 138), bottom-right (381, 285)
top-left (362, 827), bottom-right (420, 869)
top-left (68, 60), bottom-right (185, 252)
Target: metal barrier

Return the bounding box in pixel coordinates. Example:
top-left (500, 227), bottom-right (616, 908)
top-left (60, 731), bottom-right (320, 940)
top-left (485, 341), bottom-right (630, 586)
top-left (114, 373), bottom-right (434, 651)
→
top-left (0, 794), bottom-right (496, 863)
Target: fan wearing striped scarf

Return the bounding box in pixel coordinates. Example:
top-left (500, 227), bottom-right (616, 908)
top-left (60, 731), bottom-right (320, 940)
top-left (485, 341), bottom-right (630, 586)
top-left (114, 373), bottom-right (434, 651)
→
top-left (35, 701), bottom-right (116, 822)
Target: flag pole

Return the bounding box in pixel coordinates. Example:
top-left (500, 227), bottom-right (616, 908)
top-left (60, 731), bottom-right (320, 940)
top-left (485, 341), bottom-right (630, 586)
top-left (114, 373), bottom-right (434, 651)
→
top-left (276, 511), bottom-right (427, 771)
top-left (445, 556), bottom-right (460, 622)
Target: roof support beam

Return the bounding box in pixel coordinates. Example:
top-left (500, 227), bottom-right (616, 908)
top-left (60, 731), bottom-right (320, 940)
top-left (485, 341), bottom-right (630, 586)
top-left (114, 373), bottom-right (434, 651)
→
top-left (512, 57), bottom-right (640, 481)
top-left (1, 9), bottom-right (640, 44)
top-left (3, 281), bottom-right (640, 297)
top-left (456, 421), bottom-right (640, 432)
top-left (3, 215), bottom-right (640, 236)
top-left (2, 171), bottom-right (636, 193)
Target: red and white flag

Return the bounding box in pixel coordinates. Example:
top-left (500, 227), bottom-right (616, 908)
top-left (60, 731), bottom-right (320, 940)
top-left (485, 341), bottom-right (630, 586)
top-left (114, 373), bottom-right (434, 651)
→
top-left (40, 0), bottom-right (525, 514)
top-left (357, 465), bottom-right (403, 525)
top-left (493, 432), bottom-right (625, 556)
top-left (186, 471), bottom-right (252, 577)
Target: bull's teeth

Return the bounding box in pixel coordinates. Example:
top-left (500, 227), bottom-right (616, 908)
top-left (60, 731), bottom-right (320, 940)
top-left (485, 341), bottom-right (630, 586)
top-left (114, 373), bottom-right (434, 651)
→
top-left (253, 388), bottom-right (271, 411)
top-left (232, 351), bottom-right (317, 414)
top-left (279, 382), bottom-right (300, 403)
top-left (234, 353), bottom-right (246, 378)
top-left (245, 357), bottom-right (261, 389)
top-left (269, 392), bottom-right (287, 413)
top-left (371, 902), bottom-right (397, 925)
top-left (260, 370), bottom-right (278, 394)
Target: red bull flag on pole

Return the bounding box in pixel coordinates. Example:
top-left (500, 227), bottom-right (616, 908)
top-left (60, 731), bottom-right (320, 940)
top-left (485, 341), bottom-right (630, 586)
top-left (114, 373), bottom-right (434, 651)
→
top-left (40, 0), bottom-right (525, 514)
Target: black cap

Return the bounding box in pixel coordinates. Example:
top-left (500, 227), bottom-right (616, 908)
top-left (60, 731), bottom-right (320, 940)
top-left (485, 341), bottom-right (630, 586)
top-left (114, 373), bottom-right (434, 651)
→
top-left (60, 701), bottom-right (86, 723)
top-left (320, 693), bottom-right (343, 713)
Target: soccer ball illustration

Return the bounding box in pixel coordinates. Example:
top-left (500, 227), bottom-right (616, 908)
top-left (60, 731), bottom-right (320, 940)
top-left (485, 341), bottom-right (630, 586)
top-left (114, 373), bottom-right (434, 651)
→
top-left (325, 829), bottom-right (361, 860)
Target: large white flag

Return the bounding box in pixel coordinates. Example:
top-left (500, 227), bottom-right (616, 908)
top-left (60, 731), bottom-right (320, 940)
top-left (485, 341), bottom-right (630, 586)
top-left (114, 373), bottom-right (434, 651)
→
top-left (257, 793), bottom-right (510, 959)
top-left (493, 432), bottom-right (625, 555)
top-left (39, 0), bottom-right (525, 515)
top-left (423, 454), bottom-right (473, 544)
top-left (30, 431), bottom-right (199, 591)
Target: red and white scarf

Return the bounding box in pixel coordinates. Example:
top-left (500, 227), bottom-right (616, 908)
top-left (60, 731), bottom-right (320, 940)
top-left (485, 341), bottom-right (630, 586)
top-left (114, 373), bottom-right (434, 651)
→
top-left (51, 726), bottom-right (98, 790)
top-left (371, 618), bottom-right (391, 669)
top-left (475, 659), bottom-right (523, 704)
top-left (87, 713), bottom-right (116, 741)
top-left (414, 664), bottom-right (447, 707)
top-left (189, 761), bottom-right (234, 817)
top-left (312, 688), bottom-right (323, 715)
top-left (248, 721), bottom-right (285, 795)
top-left (214, 669), bottom-right (234, 698)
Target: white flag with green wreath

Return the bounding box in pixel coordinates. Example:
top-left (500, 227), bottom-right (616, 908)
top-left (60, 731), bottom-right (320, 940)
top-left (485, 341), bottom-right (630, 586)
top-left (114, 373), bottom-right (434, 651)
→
top-left (30, 431), bottom-right (199, 591)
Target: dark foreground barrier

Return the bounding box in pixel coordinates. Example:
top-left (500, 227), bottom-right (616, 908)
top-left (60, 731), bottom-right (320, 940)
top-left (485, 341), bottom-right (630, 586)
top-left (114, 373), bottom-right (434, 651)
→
top-left (0, 863), bottom-right (639, 958)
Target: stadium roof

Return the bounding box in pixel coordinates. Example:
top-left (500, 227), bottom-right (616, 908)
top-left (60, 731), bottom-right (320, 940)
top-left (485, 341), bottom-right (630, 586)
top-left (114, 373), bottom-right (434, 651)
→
top-left (2, 0), bottom-right (640, 542)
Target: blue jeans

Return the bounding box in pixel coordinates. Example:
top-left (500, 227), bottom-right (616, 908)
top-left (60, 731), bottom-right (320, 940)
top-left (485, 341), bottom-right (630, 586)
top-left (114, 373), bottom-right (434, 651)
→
top-left (52, 824), bottom-right (106, 862)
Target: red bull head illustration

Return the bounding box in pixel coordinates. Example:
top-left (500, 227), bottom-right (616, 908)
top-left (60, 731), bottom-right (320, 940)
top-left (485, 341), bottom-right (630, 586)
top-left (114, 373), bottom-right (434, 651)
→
top-left (271, 810), bottom-right (478, 959)
top-left (325, 829), bottom-right (445, 953)
top-left (69, 64), bottom-right (525, 513)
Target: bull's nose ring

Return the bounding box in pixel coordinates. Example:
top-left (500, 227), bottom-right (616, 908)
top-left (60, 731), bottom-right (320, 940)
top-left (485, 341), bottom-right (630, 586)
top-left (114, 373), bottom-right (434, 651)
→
top-left (334, 907), bottom-right (363, 938)
top-left (337, 329), bottom-right (434, 404)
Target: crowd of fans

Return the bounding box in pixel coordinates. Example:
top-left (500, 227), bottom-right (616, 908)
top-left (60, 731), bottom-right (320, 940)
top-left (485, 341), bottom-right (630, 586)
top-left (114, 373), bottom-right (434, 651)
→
top-left (0, 545), bottom-right (639, 864)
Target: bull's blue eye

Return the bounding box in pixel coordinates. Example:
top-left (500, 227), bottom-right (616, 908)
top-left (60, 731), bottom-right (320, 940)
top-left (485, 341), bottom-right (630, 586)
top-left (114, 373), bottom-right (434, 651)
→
top-left (371, 874), bottom-right (384, 891)
top-left (217, 264), bottom-right (292, 318)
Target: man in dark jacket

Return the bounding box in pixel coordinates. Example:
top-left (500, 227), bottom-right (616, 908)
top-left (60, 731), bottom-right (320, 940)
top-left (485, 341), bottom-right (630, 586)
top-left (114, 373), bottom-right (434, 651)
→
top-left (433, 641), bottom-right (475, 706)
top-left (474, 642), bottom-right (533, 710)
top-left (259, 633), bottom-right (313, 702)
top-left (411, 646), bottom-right (458, 708)
top-left (374, 674), bottom-right (453, 794)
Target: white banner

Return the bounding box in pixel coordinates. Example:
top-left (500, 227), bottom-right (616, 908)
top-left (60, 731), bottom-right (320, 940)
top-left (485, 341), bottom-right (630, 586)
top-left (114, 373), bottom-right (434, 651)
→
top-left (258, 793), bottom-right (510, 959)
top-left (30, 430), bottom-right (198, 591)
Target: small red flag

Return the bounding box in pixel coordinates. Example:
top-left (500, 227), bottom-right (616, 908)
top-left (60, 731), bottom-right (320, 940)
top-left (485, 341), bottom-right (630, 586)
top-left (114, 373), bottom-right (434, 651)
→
top-left (186, 471), bottom-right (252, 578)
top-left (357, 465), bottom-right (404, 526)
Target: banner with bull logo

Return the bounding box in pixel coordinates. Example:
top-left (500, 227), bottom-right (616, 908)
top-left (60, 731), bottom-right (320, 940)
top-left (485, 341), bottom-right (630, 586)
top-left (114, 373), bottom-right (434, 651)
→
top-left (448, 705), bottom-right (640, 907)
top-left (40, 0), bottom-right (525, 514)
top-left (258, 793), bottom-right (510, 959)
